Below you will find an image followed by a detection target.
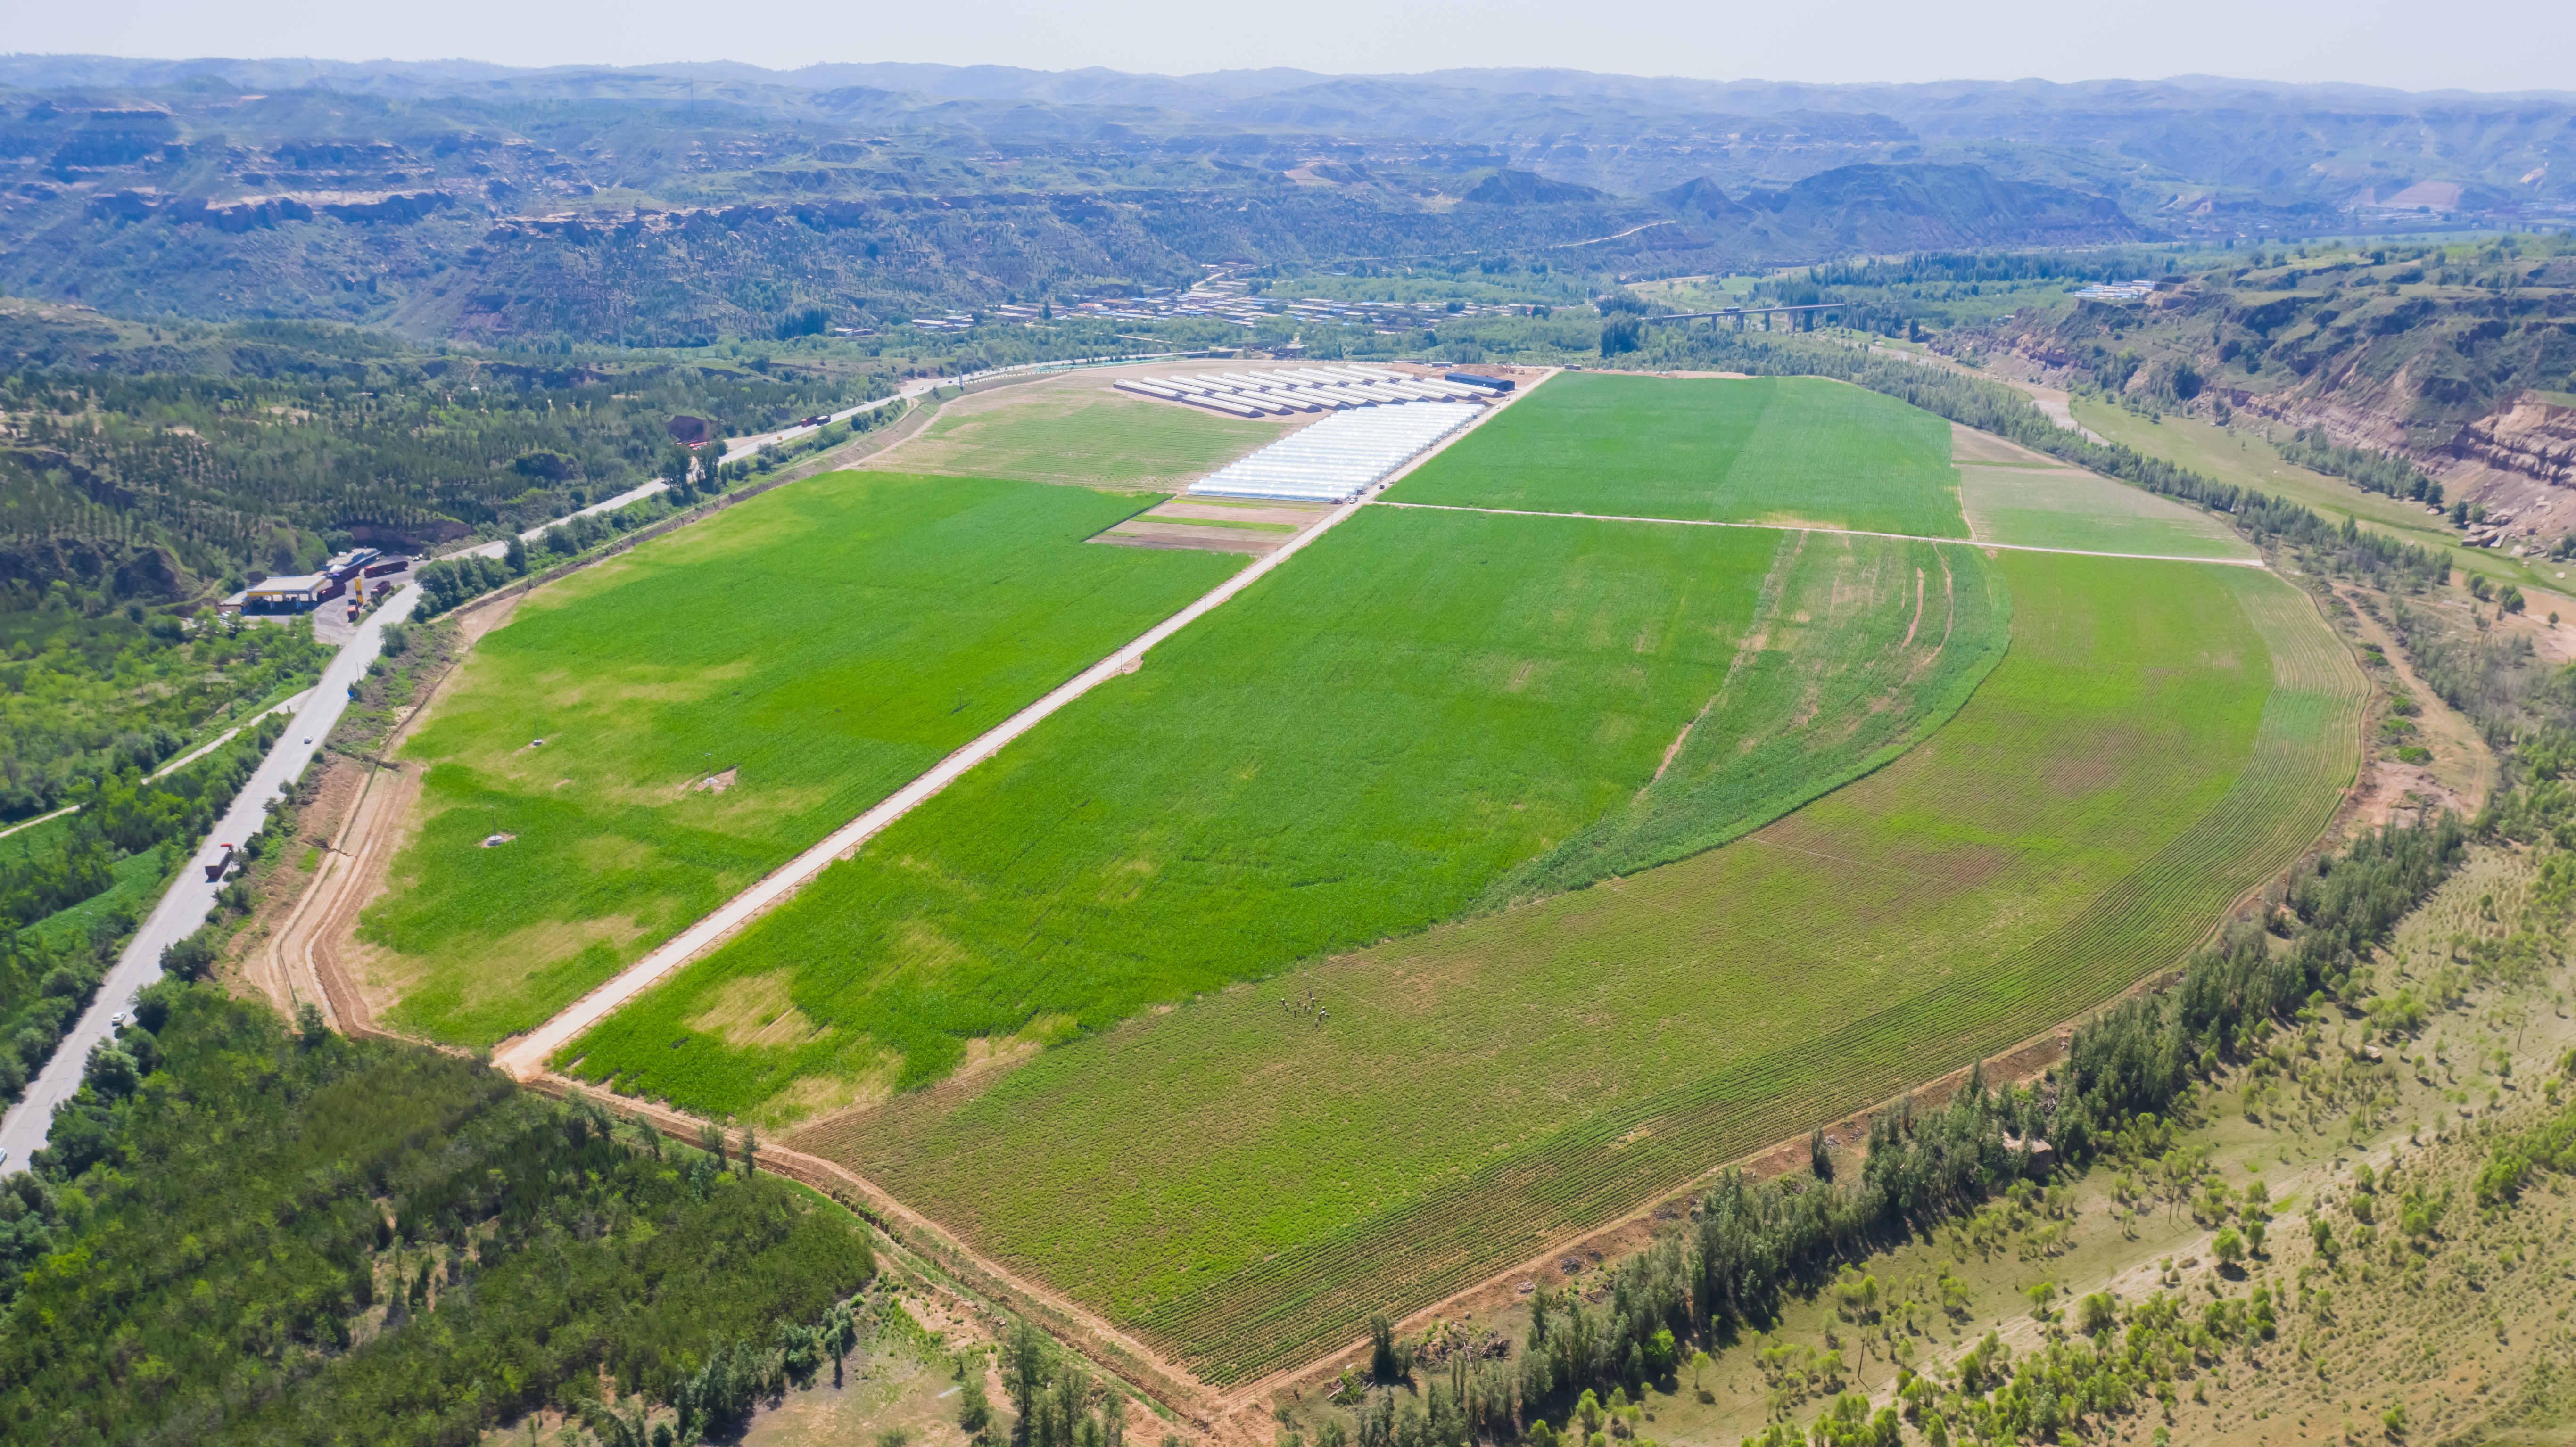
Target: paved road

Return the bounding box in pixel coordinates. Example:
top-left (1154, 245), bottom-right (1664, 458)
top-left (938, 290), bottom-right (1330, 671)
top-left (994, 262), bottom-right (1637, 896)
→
top-left (449, 481), bottom-right (676, 562)
top-left (0, 584), bottom-right (424, 1174)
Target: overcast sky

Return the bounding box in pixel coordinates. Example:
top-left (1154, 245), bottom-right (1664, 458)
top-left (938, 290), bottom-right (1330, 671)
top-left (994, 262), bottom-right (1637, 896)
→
top-left (11, 0), bottom-right (2572, 95)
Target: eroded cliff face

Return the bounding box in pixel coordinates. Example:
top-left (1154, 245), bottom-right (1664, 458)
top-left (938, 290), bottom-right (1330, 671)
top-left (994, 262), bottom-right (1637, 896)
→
top-left (2452, 392), bottom-right (2576, 490)
top-left (2222, 387), bottom-right (2576, 551)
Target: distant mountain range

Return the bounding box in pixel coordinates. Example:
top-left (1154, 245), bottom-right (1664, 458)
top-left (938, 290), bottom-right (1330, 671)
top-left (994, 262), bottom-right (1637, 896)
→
top-left (0, 58), bottom-right (2566, 343)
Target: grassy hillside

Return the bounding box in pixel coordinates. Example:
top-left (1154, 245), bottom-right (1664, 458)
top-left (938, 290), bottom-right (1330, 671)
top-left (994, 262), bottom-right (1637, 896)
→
top-left (1998, 236), bottom-right (2576, 454)
top-left (1384, 374), bottom-right (1969, 539)
top-left (2066, 395), bottom-right (2576, 598)
top-left (362, 471), bottom-right (1239, 1048)
top-left (784, 550), bottom-right (2358, 1385)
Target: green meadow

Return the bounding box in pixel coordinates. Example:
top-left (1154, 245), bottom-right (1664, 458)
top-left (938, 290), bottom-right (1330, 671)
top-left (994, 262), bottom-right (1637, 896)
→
top-left (1385, 373), bottom-right (1970, 539)
top-left (560, 507), bottom-right (1790, 1109)
top-left (362, 471), bottom-right (1239, 1047)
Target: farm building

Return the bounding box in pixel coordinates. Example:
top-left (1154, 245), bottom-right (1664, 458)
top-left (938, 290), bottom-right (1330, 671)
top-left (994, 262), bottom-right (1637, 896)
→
top-left (223, 572), bottom-right (345, 615)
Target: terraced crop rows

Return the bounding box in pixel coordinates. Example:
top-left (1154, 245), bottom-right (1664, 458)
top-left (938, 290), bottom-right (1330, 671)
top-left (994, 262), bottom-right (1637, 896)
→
top-left (1487, 531), bottom-right (2009, 904)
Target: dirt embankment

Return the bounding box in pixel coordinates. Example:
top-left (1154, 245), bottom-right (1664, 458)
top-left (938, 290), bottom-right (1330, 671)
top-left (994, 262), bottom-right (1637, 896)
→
top-left (239, 600), bottom-right (515, 1033)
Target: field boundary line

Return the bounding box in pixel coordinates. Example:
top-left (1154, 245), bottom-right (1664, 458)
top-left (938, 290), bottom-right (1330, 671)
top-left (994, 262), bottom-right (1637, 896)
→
top-left (491, 382), bottom-right (1544, 1080)
top-left (520, 1069), bottom-right (1231, 1426)
top-left (1370, 500), bottom-right (2271, 567)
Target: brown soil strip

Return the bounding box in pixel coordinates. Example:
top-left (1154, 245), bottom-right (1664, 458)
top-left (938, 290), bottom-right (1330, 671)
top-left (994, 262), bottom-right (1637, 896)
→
top-left (1152, 502), bottom-right (1330, 526)
top-left (262, 598), bottom-right (519, 1032)
top-left (231, 757), bottom-right (367, 1014)
top-left (1095, 528), bottom-right (1285, 556)
top-left (2328, 580), bottom-right (2495, 818)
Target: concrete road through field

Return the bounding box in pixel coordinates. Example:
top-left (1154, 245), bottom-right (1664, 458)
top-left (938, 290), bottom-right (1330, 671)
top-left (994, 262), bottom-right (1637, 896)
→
top-left (489, 496), bottom-right (1366, 1079)
top-left (0, 584), bottom-right (424, 1175)
top-left (492, 374), bottom-right (1542, 1080)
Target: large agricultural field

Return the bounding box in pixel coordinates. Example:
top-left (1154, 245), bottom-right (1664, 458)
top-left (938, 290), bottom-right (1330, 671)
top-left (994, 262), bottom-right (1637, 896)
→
top-left (787, 549), bottom-right (2362, 1385)
top-left (559, 508), bottom-right (1804, 1101)
top-left (365, 369), bottom-right (2365, 1396)
top-left (359, 471), bottom-right (1241, 1047)
top-left (1382, 373), bottom-right (1970, 537)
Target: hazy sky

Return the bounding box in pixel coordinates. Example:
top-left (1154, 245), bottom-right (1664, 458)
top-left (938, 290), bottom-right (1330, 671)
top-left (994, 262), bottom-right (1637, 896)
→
top-left (12, 0), bottom-right (2572, 95)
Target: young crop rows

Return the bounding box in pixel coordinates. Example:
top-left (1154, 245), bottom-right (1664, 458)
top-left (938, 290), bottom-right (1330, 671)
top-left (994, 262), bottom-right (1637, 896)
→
top-left (364, 472), bottom-right (1236, 1047)
top-left (561, 508), bottom-right (1780, 1110)
top-left (1385, 374), bottom-right (1972, 540)
top-left (797, 553), bottom-right (2361, 1388)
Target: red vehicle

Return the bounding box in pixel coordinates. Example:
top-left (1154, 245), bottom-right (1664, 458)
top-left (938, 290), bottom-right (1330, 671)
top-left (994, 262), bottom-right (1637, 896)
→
top-left (204, 844), bottom-right (236, 882)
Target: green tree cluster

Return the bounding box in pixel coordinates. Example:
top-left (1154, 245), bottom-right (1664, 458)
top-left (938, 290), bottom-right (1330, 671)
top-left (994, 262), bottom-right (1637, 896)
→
top-left (1, 604), bottom-right (326, 819)
top-left (0, 984), bottom-right (875, 1445)
top-left (0, 713), bottom-right (288, 1103)
top-left (0, 357), bottom-right (867, 601)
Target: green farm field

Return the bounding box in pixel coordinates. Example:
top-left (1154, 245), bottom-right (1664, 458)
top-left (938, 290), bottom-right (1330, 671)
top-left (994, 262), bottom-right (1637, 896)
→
top-left (559, 507), bottom-right (1790, 1106)
top-left (1383, 373), bottom-right (1970, 538)
top-left (785, 549), bottom-right (2363, 1386)
top-left (1949, 421), bottom-right (2255, 561)
top-left (360, 471), bottom-right (1240, 1048)
top-left (870, 375), bottom-right (1288, 490)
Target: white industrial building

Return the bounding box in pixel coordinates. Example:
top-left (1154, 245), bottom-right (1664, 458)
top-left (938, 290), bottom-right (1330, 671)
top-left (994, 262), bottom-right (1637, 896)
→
top-left (1186, 403), bottom-right (1485, 504)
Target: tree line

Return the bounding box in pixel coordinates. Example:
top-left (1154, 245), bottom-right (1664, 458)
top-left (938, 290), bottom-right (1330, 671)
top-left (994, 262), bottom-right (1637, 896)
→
top-left (1310, 806), bottom-right (2462, 1447)
top-left (2274, 427), bottom-right (2444, 506)
top-left (1, 602), bottom-right (326, 821)
top-left (1, 352), bottom-right (871, 606)
top-left (412, 398), bottom-right (909, 622)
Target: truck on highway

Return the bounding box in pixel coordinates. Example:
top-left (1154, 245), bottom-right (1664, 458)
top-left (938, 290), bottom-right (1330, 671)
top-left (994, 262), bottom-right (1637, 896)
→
top-left (204, 843), bottom-right (235, 882)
